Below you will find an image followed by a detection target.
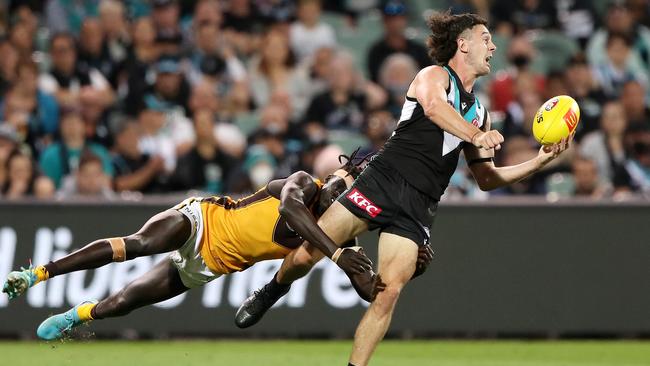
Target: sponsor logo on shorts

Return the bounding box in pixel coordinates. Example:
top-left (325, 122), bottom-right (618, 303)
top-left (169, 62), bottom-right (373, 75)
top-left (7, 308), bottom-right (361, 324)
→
top-left (563, 108), bottom-right (578, 132)
top-left (346, 189), bottom-right (382, 218)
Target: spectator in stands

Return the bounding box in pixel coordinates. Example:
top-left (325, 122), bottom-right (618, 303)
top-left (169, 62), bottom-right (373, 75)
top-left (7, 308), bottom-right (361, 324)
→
top-left (624, 125), bottom-right (650, 192)
top-left (112, 119), bottom-right (166, 193)
top-left (491, 0), bottom-right (558, 36)
top-left (592, 32), bottom-right (648, 100)
top-left (143, 54), bottom-right (191, 114)
top-left (77, 18), bottom-right (119, 88)
top-left (170, 109), bottom-right (238, 193)
top-left (248, 102), bottom-right (300, 178)
top-left (367, 0), bottom-right (429, 83)
top-left (489, 34), bottom-right (545, 114)
top-left (222, 0), bottom-right (263, 58)
top-left (303, 46), bottom-right (335, 97)
top-left (579, 101), bottom-right (632, 192)
top-left (1, 148), bottom-right (54, 199)
top-left (289, 0), bottom-right (336, 62)
top-left (377, 53), bottom-right (418, 118)
top-left (0, 60), bottom-right (59, 155)
top-left (45, 0), bottom-right (98, 35)
top-left (0, 125), bottom-right (19, 188)
top-left (620, 80), bottom-right (650, 128)
top-left (571, 156), bottom-right (609, 198)
top-left (0, 37), bottom-right (18, 96)
top-left (151, 0), bottom-right (180, 35)
top-left (501, 86), bottom-right (543, 139)
top-left (241, 144), bottom-right (276, 191)
top-left (542, 71), bottom-right (569, 102)
top-left (303, 51), bottom-right (386, 135)
top-left (98, 0), bottom-right (130, 70)
top-left (586, 1), bottom-right (650, 71)
top-left (122, 17), bottom-right (158, 116)
top-left (249, 30), bottom-right (310, 119)
top-left (360, 109), bottom-right (394, 157)
top-left (136, 100), bottom-right (192, 174)
top-left (39, 110), bottom-right (113, 188)
top-left (8, 17), bottom-right (35, 60)
top-left (58, 150), bottom-right (115, 199)
top-left (187, 8), bottom-right (249, 114)
top-left (188, 80), bottom-right (221, 118)
top-left (39, 33), bottom-right (115, 111)
top-left (555, 0), bottom-right (597, 48)
top-left (564, 53), bottom-right (607, 140)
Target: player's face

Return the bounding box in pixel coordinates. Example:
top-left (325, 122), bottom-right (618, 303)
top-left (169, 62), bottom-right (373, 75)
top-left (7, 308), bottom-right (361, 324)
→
top-left (466, 25), bottom-right (496, 76)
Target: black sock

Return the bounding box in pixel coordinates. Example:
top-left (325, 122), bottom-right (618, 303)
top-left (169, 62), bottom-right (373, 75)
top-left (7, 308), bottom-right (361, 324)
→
top-left (43, 261), bottom-right (60, 278)
top-left (270, 272), bottom-right (291, 291)
top-left (348, 363), bottom-right (357, 366)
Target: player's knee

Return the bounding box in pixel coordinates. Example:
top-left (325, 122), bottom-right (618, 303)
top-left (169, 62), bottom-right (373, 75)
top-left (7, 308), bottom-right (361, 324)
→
top-left (374, 285), bottom-right (402, 313)
top-left (292, 251), bottom-right (318, 268)
top-left (124, 234), bottom-right (147, 258)
top-left (108, 291), bottom-right (134, 316)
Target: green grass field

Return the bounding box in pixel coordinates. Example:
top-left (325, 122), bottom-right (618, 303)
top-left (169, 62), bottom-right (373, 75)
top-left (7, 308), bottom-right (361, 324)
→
top-left (1, 340), bottom-right (649, 366)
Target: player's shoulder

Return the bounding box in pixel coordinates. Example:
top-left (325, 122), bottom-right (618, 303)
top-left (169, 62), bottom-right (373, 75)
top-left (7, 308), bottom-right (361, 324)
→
top-left (415, 65), bottom-right (450, 87)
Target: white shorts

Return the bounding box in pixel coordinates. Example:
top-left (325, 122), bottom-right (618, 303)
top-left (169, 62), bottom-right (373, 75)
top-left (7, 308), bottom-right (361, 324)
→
top-left (169, 198), bottom-right (221, 288)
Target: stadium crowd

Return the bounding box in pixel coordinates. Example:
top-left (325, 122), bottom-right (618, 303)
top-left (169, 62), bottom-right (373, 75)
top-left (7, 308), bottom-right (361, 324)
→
top-left (0, 0), bottom-right (648, 201)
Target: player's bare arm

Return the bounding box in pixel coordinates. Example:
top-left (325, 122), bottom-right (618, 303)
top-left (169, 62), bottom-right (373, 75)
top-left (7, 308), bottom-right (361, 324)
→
top-left (268, 171), bottom-right (373, 274)
top-left (411, 65), bottom-right (503, 150)
top-left (463, 113), bottom-right (574, 191)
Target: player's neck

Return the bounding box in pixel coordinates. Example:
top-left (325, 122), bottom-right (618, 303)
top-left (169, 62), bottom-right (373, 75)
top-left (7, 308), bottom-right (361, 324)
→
top-left (447, 59), bottom-right (477, 93)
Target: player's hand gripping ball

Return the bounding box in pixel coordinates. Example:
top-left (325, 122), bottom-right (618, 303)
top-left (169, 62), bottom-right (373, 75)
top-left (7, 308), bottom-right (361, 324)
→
top-left (532, 95), bottom-right (580, 145)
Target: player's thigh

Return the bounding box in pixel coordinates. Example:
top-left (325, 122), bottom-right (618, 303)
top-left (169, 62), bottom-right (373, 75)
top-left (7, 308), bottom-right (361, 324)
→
top-left (128, 209), bottom-right (192, 255)
top-left (377, 232), bottom-right (418, 287)
top-left (317, 201), bottom-right (369, 244)
top-left (120, 258), bottom-right (189, 304)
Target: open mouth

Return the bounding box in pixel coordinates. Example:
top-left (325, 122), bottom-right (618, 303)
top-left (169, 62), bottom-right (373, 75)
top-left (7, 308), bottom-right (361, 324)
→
top-left (485, 55), bottom-right (492, 67)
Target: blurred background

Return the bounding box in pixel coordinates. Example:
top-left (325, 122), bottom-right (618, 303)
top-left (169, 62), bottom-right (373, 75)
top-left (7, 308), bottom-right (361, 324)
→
top-left (0, 0), bottom-right (649, 345)
top-left (0, 0), bottom-right (648, 201)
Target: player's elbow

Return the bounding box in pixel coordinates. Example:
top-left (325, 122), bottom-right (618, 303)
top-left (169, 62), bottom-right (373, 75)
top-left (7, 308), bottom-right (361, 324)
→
top-left (278, 198), bottom-right (301, 218)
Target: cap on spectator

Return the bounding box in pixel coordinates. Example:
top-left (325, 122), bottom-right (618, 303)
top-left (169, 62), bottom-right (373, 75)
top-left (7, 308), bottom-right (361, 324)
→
top-left (152, 0), bottom-right (177, 8)
top-left (381, 0), bottom-right (407, 16)
top-left (0, 124), bottom-right (19, 143)
top-left (143, 94), bottom-right (173, 112)
top-left (155, 54), bottom-right (181, 74)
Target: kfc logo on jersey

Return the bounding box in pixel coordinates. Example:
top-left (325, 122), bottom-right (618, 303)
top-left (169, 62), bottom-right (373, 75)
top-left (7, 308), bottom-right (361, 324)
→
top-left (346, 189), bottom-right (382, 218)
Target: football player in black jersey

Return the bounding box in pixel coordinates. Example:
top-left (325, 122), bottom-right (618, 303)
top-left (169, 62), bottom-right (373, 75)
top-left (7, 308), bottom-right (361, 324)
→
top-left (237, 12), bottom-right (573, 366)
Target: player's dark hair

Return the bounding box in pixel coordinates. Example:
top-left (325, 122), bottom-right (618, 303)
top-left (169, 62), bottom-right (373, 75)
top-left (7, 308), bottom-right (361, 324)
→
top-left (338, 147), bottom-right (370, 179)
top-left (426, 11), bottom-right (487, 65)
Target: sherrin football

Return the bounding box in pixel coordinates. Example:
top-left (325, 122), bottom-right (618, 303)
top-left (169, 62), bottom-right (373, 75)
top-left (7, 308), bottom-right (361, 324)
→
top-left (532, 95), bottom-right (580, 145)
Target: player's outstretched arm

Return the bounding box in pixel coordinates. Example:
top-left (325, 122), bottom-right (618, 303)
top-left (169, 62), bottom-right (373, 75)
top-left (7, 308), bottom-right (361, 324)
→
top-left (414, 66), bottom-right (503, 150)
top-left (275, 171), bottom-right (373, 274)
top-left (464, 114), bottom-right (575, 191)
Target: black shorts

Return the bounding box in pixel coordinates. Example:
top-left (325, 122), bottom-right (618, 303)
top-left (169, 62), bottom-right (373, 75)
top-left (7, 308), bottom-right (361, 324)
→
top-left (338, 158), bottom-right (438, 247)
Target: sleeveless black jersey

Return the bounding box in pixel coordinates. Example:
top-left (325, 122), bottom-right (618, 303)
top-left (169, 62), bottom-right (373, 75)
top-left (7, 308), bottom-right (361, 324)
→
top-left (375, 66), bottom-right (487, 200)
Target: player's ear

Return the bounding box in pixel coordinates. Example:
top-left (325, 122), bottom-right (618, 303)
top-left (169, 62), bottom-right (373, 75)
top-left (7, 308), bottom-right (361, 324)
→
top-left (458, 37), bottom-right (469, 54)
